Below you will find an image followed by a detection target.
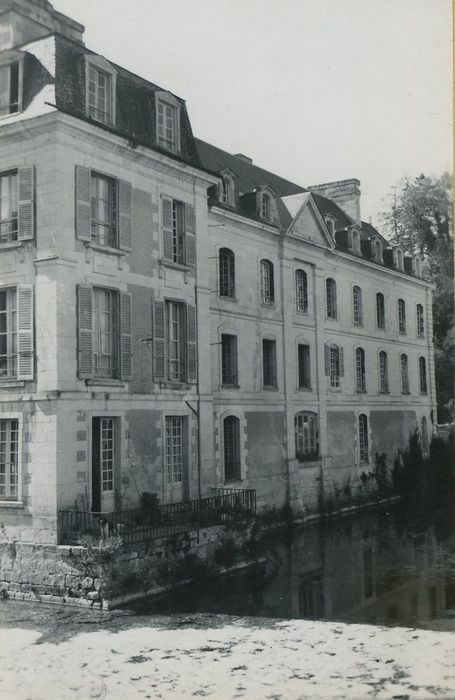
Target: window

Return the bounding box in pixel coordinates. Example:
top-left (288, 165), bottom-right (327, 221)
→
top-left (295, 270), bottom-right (308, 313)
top-left (0, 170), bottom-right (17, 244)
top-left (260, 192), bottom-right (272, 221)
top-left (295, 412), bottom-right (319, 462)
top-left (221, 334), bottom-right (238, 386)
top-left (75, 166), bottom-right (132, 251)
top-left (299, 574), bottom-right (325, 619)
top-left (376, 292), bottom-right (385, 329)
top-left (165, 416), bottom-right (184, 484)
top-left (398, 298), bottom-right (406, 334)
top-left (88, 65), bottom-right (113, 125)
top-left (157, 98), bottom-right (180, 153)
top-left (326, 278), bottom-right (337, 319)
top-left (358, 414), bottom-right (369, 464)
top-left (100, 417), bottom-right (114, 492)
top-left (0, 418), bottom-right (19, 501)
top-left (219, 248), bottom-right (235, 298)
top-left (151, 299), bottom-right (197, 384)
top-left (77, 286), bottom-right (132, 381)
top-left (219, 175), bottom-right (234, 206)
top-left (355, 347), bottom-right (366, 393)
top-left (0, 61), bottom-right (20, 116)
top-left (325, 217), bottom-right (335, 237)
top-left (0, 285), bottom-right (33, 381)
top-left (349, 228), bottom-right (361, 254)
top-left (414, 256), bottom-right (422, 277)
top-left (416, 304), bottom-right (424, 337)
top-left (223, 415), bottom-right (241, 481)
top-left (419, 356), bottom-right (427, 394)
top-left (400, 354), bottom-right (410, 394)
top-left (421, 417), bottom-right (429, 451)
top-left (353, 286), bottom-right (363, 326)
top-left (262, 338), bottom-right (277, 387)
top-left (373, 239), bottom-right (383, 263)
top-left (161, 196), bottom-right (195, 267)
top-left (394, 247), bottom-right (404, 270)
top-left (325, 344), bottom-right (344, 388)
top-left (379, 351), bottom-right (389, 393)
top-left (260, 259), bottom-right (274, 305)
top-left (298, 344), bottom-right (311, 389)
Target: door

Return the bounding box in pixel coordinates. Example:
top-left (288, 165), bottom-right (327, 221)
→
top-left (163, 416), bottom-right (187, 503)
top-left (92, 417), bottom-right (116, 513)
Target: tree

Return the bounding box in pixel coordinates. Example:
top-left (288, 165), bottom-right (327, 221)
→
top-left (380, 173), bottom-right (453, 422)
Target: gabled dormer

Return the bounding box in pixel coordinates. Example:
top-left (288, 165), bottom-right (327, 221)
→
top-left (217, 169), bottom-right (237, 207)
top-left (347, 225), bottom-right (362, 256)
top-left (85, 54), bottom-right (117, 127)
top-left (393, 245), bottom-right (405, 271)
top-left (238, 185), bottom-right (279, 225)
top-left (282, 192), bottom-right (336, 248)
top-left (370, 236), bottom-right (384, 264)
top-left (0, 49), bottom-right (24, 117)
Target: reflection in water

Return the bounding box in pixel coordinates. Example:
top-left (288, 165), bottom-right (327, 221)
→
top-left (132, 507), bottom-right (455, 630)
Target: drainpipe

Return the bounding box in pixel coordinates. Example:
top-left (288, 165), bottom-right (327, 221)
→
top-left (278, 236), bottom-right (291, 506)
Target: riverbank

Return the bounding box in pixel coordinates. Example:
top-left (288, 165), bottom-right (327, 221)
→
top-left (0, 603), bottom-right (453, 699)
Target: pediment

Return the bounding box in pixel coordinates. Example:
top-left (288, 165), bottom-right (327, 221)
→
top-left (282, 193), bottom-right (335, 248)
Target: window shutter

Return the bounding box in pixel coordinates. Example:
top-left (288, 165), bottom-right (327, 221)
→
top-left (186, 303), bottom-right (197, 383)
top-left (77, 285), bottom-right (93, 379)
top-left (324, 344), bottom-right (330, 376)
top-left (17, 167), bottom-right (35, 241)
top-left (161, 196), bottom-right (173, 260)
top-left (75, 166), bottom-right (92, 242)
top-left (120, 292), bottom-right (133, 380)
top-left (185, 203), bottom-right (196, 268)
top-left (17, 285), bottom-right (34, 380)
top-left (118, 180), bottom-right (132, 251)
top-left (152, 299), bottom-right (166, 380)
top-left (339, 347), bottom-right (345, 377)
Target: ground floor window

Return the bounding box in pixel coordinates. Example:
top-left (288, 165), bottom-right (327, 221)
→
top-left (0, 418), bottom-right (19, 501)
top-left (223, 415), bottom-right (241, 481)
top-left (100, 418), bottom-right (114, 492)
top-left (421, 416), bottom-right (429, 451)
top-left (165, 416), bottom-right (184, 484)
top-left (358, 413), bottom-right (369, 464)
top-left (295, 412), bottom-right (319, 462)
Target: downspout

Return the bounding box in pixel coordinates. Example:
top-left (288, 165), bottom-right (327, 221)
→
top-left (278, 235), bottom-right (291, 506)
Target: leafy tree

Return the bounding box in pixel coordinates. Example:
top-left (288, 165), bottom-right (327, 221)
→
top-left (380, 174), bottom-right (453, 422)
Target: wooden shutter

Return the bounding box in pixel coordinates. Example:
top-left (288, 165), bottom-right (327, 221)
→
top-left (152, 299), bottom-right (166, 380)
top-left (75, 166), bottom-right (92, 242)
top-left (161, 196), bottom-right (173, 261)
top-left (339, 347), bottom-right (345, 377)
top-left (17, 167), bottom-right (35, 241)
top-left (120, 292), bottom-right (133, 380)
top-left (118, 180), bottom-right (132, 251)
top-left (17, 285), bottom-right (34, 380)
top-left (186, 303), bottom-right (197, 384)
top-left (77, 285), bottom-right (93, 379)
top-left (324, 344), bottom-right (330, 376)
top-left (185, 203), bottom-right (196, 268)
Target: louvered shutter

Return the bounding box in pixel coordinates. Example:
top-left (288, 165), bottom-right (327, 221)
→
top-left (339, 347), bottom-right (345, 377)
top-left (186, 303), bottom-right (197, 384)
top-left (324, 344), bottom-right (330, 376)
top-left (118, 180), bottom-right (132, 251)
top-left (161, 196), bottom-right (173, 261)
top-left (120, 292), bottom-right (132, 380)
top-left (17, 167), bottom-right (35, 241)
top-left (152, 299), bottom-right (166, 380)
top-left (185, 203), bottom-right (196, 268)
top-left (75, 166), bottom-right (92, 242)
top-left (17, 285), bottom-right (34, 380)
top-left (77, 285), bottom-right (93, 379)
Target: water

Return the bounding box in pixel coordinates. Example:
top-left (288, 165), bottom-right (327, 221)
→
top-left (132, 505), bottom-right (455, 631)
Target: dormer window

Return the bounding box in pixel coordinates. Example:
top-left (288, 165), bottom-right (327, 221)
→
top-left (219, 173), bottom-right (235, 207)
top-left (85, 56), bottom-right (116, 126)
top-left (0, 52), bottom-right (23, 117)
top-left (348, 227), bottom-right (361, 254)
top-left (413, 255), bottom-right (423, 277)
top-left (372, 238), bottom-right (383, 263)
top-left (260, 192), bottom-right (271, 221)
top-left (325, 216), bottom-right (336, 237)
top-left (156, 91), bottom-right (181, 154)
top-left (393, 246), bottom-right (404, 271)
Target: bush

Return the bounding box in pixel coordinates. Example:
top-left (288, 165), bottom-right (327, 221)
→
top-left (214, 537), bottom-right (237, 570)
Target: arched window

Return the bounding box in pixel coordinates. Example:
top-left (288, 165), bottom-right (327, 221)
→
top-left (394, 247), bottom-right (404, 270)
top-left (223, 415), bottom-right (241, 482)
top-left (260, 192), bottom-right (272, 221)
top-left (419, 356), bottom-right (427, 394)
top-left (219, 175), bottom-right (234, 206)
top-left (325, 217), bottom-right (335, 236)
top-left (376, 292), bottom-right (385, 329)
top-left (295, 269), bottom-right (308, 313)
top-left (414, 256), bottom-right (422, 277)
top-left (379, 351), bottom-right (389, 393)
top-left (353, 286), bottom-right (363, 325)
top-left (374, 239), bottom-right (383, 263)
top-left (260, 259), bottom-right (274, 305)
top-left (421, 417), bottom-right (429, 451)
top-left (326, 278), bottom-right (337, 319)
top-left (219, 248), bottom-right (235, 298)
top-left (416, 304), bottom-right (424, 337)
top-left (398, 298), bottom-right (406, 334)
top-left (295, 412), bottom-right (319, 462)
top-left (325, 343), bottom-right (344, 388)
top-left (350, 229), bottom-right (361, 254)
top-left (358, 414), bottom-right (369, 464)
top-left (355, 347), bottom-right (366, 392)
top-left (400, 354), bottom-right (409, 394)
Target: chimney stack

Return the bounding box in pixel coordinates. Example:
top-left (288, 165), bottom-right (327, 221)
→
top-left (0, 0), bottom-right (85, 51)
top-left (308, 178), bottom-right (361, 226)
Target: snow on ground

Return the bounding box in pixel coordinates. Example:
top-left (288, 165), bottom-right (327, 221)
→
top-left (0, 617), bottom-right (454, 699)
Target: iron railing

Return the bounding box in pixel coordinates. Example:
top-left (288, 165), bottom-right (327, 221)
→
top-left (58, 488), bottom-right (256, 546)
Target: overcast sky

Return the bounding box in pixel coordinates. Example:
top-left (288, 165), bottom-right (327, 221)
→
top-left (55, 0), bottom-right (452, 226)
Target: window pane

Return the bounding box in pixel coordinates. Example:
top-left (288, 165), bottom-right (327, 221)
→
top-left (0, 418), bottom-right (19, 500)
top-left (224, 416), bottom-right (240, 481)
top-left (298, 344), bottom-right (311, 388)
top-left (263, 339), bottom-right (277, 387)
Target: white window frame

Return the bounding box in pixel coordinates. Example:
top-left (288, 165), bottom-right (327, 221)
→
top-left (326, 278), bottom-right (337, 320)
top-left (376, 292), bottom-right (385, 330)
top-left (416, 304), bottom-right (425, 337)
top-left (355, 347), bottom-right (366, 393)
top-left (93, 287), bottom-right (120, 380)
top-left (352, 285), bottom-right (363, 326)
top-left (219, 172), bottom-right (235, 207)
top-left (0, 51), bottom-right (24, 118)
top-left (378, 350), bottom-right (389, 394)
top-left (393, 246), bottom-right (404, 271)
top-left (329, 345), bottom-right (341, 388)
top-left (166, 300), bottom-right (186, 382)
top-left (260, 259), bottom-right (275, 306)
top-left (0, 286), bottom-right (17, 381)
top-left (295, 269), bottom-right (308, 313)
top-left (221, 333), bottom-right (238, 387)
top-left (155, 91), bottom-right (181, 154)
top-left (295, 411), bottom-right (319, 462)
top-left (0, 413), bottom-right (23, 504)
top-left (85, 55), bottom-right (117, 126)
top-left (165, 415), bottom-right (185, 485)
top-left (0, 169), bottom-right (18, 245)
top-left (219, 247), bottom-right (236, 299)
top-left (372, 238), bottom-right (383, 264)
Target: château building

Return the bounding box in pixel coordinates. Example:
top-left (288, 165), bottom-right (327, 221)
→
top-left (0, 0), bottom-right (435, 543)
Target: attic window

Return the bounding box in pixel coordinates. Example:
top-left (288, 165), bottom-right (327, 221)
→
top-left (325, 217), bottom-right (336, 236)
top-left (260, 192), bottom-right (272, 221)
top-left (85, 56), bottom-right (116, 126)
top-left (373, 238), bottom-right (383, 263)
top-left (219, 174), bottom-right (234, 207)
top-left (0, 59), bottom-right (21, 117)
top-left (413, 256), bottom-right (422, 277)
top-left (393, 247), bottom-right (404, 271)
top-left (156, 91), bottom-right (181, 154)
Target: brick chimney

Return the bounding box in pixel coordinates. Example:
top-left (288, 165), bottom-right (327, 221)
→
top-left (308, 178), bottom-right (361, 226)
top-left (0, 0), bottom-right (84, 51)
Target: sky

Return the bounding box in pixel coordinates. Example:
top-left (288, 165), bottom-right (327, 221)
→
top-left (54, 0), bottom-right (452, 227)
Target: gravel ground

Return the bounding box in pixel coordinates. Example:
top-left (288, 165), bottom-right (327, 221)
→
top-left (0, 602), bottom-right (454, 699)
